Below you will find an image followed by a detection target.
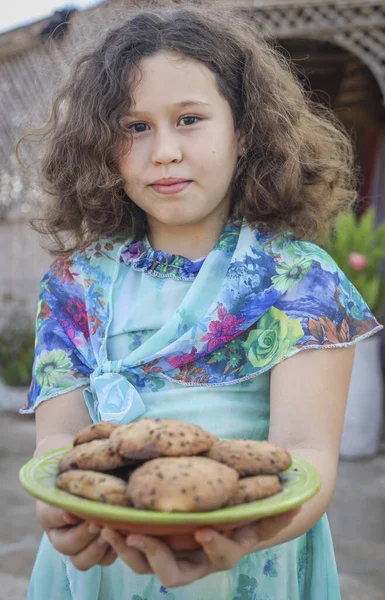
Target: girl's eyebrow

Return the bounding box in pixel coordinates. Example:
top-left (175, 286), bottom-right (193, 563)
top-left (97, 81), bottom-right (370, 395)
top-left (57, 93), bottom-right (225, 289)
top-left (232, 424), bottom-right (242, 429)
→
top-left (126, 100), bottom-right (211, 117)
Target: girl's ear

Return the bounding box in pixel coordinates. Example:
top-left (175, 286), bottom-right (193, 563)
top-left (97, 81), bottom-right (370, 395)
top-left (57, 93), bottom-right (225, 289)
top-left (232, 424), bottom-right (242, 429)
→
top-left (236, 130), bottom-right (247, 157)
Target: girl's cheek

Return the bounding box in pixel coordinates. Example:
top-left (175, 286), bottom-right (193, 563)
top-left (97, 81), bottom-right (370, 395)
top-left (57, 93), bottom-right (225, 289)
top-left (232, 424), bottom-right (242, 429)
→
top-left (132, 145), bottom-right (152, 168)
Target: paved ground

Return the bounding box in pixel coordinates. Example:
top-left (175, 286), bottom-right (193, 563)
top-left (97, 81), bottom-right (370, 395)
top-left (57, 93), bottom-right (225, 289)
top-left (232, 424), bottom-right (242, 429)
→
top-left (1, 387), bottom-right (384, 600)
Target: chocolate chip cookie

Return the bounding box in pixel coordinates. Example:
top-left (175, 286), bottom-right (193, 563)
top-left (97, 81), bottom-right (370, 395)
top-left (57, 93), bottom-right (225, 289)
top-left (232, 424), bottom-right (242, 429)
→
top-left (110, 418), bottom-right (218, 461)
top-left (227, 474), bottom-right (282, 505)
top-left (58, 439), bottom-right (129, 472)
top-left (73, 422), bottom-right (118, 446)
top-left (205, 440), bottom-right (292, 476)
top-left (126, 456), bottom-right (239, 512)
top-left (56, 470), bottom-right (130, 506)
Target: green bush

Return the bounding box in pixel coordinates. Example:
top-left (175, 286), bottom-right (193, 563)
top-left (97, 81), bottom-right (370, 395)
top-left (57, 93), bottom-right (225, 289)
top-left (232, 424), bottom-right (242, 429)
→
top-left (323, 208), bottom-right (385, 320)
top-left (0, 304), bottom-right (35, 387)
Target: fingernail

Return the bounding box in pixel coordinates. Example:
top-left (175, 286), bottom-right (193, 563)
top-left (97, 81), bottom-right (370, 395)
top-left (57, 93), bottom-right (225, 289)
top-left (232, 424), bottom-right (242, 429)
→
top-left (63, 513), bottom-right (78, 524)
top-left (127, 537), bottom-right (157, 556)
top-left (126, 536), bottom-right (145, 550)
top-left (88, 524), bottom-right (101, 535)
top-left (197, 530), bottom-right (214, 544)
top-left (97, 535), bottom-right (108, 545)
top-left (101, 529), bottom-right (116, 543)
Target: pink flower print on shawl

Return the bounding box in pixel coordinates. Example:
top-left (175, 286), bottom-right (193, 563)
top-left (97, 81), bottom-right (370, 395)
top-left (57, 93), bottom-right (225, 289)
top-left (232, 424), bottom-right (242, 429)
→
top-left (201, 306), bottom-right (245, 351)
top-left (166, 346), bottom-right (199, 368)
top-left (61, 297), bottom-right (90, 341)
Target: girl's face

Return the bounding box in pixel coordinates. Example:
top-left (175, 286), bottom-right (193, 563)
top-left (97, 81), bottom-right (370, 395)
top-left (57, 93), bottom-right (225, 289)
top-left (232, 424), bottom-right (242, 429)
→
top-left (119, 51), bottom-right (243, 232)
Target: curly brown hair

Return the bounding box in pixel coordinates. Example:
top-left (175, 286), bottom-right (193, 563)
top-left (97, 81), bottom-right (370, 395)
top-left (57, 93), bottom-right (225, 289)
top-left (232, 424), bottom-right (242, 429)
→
top-left (22, 0), bottom-right (357, 255)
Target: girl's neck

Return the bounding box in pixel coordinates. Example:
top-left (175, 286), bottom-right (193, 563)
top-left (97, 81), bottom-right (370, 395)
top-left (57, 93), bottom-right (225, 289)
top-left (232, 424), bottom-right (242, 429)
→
top-left (147, 216), bottom-right (228, 260)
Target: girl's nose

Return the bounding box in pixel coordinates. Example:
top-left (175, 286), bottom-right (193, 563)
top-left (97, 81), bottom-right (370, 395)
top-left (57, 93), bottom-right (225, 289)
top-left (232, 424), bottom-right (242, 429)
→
top-left (151, 130), bottom-right (182, 165)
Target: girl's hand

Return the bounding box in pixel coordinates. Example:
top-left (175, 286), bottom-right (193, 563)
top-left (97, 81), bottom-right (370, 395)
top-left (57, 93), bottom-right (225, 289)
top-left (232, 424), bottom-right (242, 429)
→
top-left (101, 508), bottom-right (299, 588)
top-left (36, 501), bottom-right (117, 570)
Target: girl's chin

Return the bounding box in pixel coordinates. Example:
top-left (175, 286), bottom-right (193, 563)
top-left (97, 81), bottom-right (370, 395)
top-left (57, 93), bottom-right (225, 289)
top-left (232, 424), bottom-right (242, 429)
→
top-left (150, 215), bottom-right (204, 227)
top-left (147, 208), bottom-right (208, 227)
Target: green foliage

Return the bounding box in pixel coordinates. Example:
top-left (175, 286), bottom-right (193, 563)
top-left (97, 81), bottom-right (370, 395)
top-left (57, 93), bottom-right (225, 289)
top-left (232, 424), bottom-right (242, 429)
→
top-left (0, 296), bottom-right (35, 387)
top-left (323, 208), bottom-right (385, 319)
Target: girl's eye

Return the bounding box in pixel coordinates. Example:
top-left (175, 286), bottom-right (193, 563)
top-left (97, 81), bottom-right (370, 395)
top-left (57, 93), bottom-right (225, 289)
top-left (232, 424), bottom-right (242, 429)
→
top-left (127, 122), bottom-right (149, 134)
top-left (179, 116), bottom-right (201, 126)
top-left (127, 116), bottom-right (201, 133)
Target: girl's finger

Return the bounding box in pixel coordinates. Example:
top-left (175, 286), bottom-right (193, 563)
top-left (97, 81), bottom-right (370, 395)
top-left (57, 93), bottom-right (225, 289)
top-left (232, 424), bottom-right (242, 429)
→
top-left (49, 521), bottom-right (102, 556)
top-left (62, 511), bottom-right (81, 525)
top-left (233, 508), bottom-right (300, 551)
top-left (124, 534), bottom-right (209, 587)
top-left (101, 529), bottom-right (153, 575)
top-left (173, 548), bottom-right (210, 565)
top-left (195, 508), bottom-right (300, 565)
top-left (194, 529), bottom-right (244, 570)
top-left (98, 546), bottom-right (118, 567)
top-left (36, 501), bottom-right (81, 530)
top-left (70, 535), bottom-right (111, 571)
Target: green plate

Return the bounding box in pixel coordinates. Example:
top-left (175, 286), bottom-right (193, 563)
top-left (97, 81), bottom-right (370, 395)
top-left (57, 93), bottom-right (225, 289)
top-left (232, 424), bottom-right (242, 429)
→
top-left (19, 447), bottom-right (320, 525)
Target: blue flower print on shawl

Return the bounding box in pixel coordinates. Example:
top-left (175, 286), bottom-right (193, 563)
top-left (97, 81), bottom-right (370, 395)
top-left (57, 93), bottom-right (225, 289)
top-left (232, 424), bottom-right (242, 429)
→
top-left (23, 224), bottom-right (382, 417)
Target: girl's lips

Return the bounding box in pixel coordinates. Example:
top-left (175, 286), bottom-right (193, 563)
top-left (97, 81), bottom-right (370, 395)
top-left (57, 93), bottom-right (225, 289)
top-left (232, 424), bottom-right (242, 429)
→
top-left (151, 181), bottom-right (191, 195)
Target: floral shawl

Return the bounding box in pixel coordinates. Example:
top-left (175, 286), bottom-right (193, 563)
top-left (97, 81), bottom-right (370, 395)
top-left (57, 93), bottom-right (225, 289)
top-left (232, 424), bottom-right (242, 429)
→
top-left (23, 222), bottom-right (382, 424)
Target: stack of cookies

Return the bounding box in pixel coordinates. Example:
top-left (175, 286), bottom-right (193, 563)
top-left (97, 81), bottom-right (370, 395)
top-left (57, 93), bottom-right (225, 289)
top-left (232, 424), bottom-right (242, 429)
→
top-left (56, 418), bottom-right (291, 513)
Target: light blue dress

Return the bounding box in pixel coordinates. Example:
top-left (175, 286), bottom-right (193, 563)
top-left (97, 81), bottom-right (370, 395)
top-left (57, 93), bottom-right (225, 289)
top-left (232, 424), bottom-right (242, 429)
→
top-left (24, 224), bottom-right (381, 599)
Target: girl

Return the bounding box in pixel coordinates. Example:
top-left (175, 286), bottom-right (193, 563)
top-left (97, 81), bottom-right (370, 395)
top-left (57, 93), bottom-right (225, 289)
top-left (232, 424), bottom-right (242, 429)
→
top-left (22, 2), bottom-right (382, 599)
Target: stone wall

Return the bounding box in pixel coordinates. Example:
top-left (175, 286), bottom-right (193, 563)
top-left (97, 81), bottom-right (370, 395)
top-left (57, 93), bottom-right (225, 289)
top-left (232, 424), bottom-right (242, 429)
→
top-left (0, 220), bottom-right (51, 327)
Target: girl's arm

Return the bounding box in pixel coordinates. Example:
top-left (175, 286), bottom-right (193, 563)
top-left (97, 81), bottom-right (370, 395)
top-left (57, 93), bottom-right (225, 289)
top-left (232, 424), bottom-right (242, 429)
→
top-left (258, 343), bottom-right (355, 549)
top-left (34, 387), bottom-right (92, 457)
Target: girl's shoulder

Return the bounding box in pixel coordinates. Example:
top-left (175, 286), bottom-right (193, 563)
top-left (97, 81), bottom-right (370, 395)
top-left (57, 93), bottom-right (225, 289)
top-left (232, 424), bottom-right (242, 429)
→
top-left (48, 234), bottom-right (131, 276)
top-left (73, 234), bottom-right (131, 262)
top-left (40, 235), bottom-right (132, 305)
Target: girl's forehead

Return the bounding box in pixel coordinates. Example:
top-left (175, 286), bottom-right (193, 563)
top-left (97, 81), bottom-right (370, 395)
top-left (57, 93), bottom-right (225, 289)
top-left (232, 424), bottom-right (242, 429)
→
top-left (129, 51), bottom-right (220, 110)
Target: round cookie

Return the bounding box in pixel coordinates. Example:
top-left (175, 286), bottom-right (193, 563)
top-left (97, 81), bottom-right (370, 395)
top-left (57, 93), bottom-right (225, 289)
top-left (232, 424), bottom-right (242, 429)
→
top-left (205, 440), bottom-right (292, 476)
top-left (126, 456), bottom-right (239, 512)
top-left (58, 439), bottom-right (129, 472)
top-left (73, 422), bottom-right (118, 446)
top-left (56, 470), bottom-right (130, 506)
top-left (227, 474), bottom-right (282, 506)
top-left (110, 418), bottom-right (218, 461)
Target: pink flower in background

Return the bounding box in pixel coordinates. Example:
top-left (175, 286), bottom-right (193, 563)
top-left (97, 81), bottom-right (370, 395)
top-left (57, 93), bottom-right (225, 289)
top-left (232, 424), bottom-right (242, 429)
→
top-left (348, 252), bottom-right (368, 271)
top-left (201, 305), bottom-right (245, 351)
